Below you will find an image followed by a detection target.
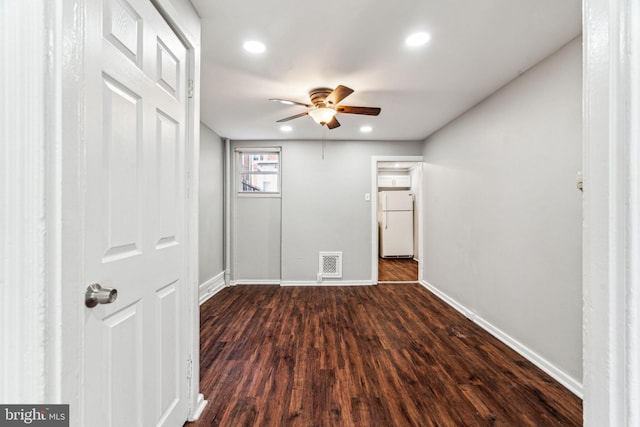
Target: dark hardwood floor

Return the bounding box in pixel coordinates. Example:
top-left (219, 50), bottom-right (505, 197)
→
top-left (378, 257), bottom-right (418, 282)
top-left (188, 285), bottom-right (582, 426)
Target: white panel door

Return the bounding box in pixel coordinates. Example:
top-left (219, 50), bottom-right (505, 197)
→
top-left (83, 0), bottom-right (188, 425)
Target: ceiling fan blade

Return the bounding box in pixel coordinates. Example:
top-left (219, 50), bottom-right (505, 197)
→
top-left (336, 105), bottom-right (381, 116)
top-left (324, 85), bottom-right (354, 106)
top-left (276, 111), bottom-right (309, 122)
top-left (269, 98), bottom-right (312, 108)
top-left (326, 116), bottom-right (340, 129)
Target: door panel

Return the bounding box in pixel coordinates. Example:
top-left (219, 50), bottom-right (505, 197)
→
top-left (102, 75), bottom-right (143, 260)
top-left (156, 280), bottom-right (180, 423)
top-left (84, 0), bottom-right (188, 425)
top-left (157, 39), bottom-right (180, 97)
top-left (155, 110), bottom-right (180, 248)
top-left (103, 0), bottom-right (142, 64)
top-left (103, 303), bottom-right (144, 427)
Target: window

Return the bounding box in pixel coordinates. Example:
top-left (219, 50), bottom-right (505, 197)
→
top-left (236, 148), bottom-right (280, 194)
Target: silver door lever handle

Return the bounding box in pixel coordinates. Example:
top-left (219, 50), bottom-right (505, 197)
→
top-left (85, 283), bottom-right (118, 308)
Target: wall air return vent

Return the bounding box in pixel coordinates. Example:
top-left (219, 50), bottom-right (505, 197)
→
top-left (319, 252), bottom-right (342, 279)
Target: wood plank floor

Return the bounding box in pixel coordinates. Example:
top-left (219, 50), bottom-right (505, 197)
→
top-left (188, 285), bottom-right (582, 426)
top-left (378, 257), bottom-right (418, 282)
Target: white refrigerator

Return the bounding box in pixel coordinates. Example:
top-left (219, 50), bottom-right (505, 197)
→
top-left (378, 190), bottom-right (414, 258)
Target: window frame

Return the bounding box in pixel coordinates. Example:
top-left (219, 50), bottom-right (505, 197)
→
top-left (235, 147), bottom-right (281, 197)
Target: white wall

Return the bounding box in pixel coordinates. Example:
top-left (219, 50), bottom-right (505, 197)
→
top-left (233, 195), bottom-right (282, 282)
top-left (198, 124), bottom-right (225, 298)
top-left (230, 139), bottom-right (423, 284)
top-left (421, 38), bottom-right (583, 392)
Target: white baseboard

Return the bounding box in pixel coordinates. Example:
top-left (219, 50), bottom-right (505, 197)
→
top-left (230, 280), bottom-right (373, 287)
top-left (420, 280), bottom-right (583, 398)
top-left (280, 280), bottom-right (372, 287)
top-left (199, 271), bottom-right (226, 305)
top-left (230, 280), bottom-right (280, 286)
top-left (377, 281), bottom-right (420, 284)
top-left (188, 393), bottom-right (208, 421)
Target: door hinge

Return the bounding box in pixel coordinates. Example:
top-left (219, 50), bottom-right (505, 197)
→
top-left (187, 358), bottom-right (193, 379)
top-left (188, 79), bottom-right (194, 99)
top-left (186, 357), bottom-right (193, 407)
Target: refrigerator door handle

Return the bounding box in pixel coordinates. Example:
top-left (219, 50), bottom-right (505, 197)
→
top-left (385, 193), bottom-right (389, 229)
top-left (384, 211), bottom-right (388, 229)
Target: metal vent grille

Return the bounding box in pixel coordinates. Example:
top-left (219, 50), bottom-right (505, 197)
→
top-left (319, 252), bottom-right (342, 278)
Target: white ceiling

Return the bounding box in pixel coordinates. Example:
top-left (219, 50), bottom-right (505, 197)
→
top-left (191, 0), bottom-right (581, 141)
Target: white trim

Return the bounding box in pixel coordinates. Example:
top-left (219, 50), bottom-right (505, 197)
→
top-left (370, 156), bottom-right (424, 284)
top-left (187, 393), bottom-right (208, 422)
top-left (234, 146), bottom-right (281, 153)
top-left (280, 280), bottom-right (372, 287)
top-left (420, 280), bottom-right (583, 398)
top-left (199, 271), bottom-right (226, 305)
top-left (378, 281), bottom-right (420, 285)
top-left (46, 0), bottom-right (64, 403)
top-left (236, 192), bottom-right (282, 199)
top-left (235, 148), bottom-right (282, 195)
top-left (224, 138), bottom-right (232, 286)
top-left (231, 280), bottom-right (281, 286)
top-left (151, 0), bottom-right (199, 49)
top-left (231, 280), bottom-right (373, 287)
top-left (583, 0), bottom-right (640, 424)
top-left (57, 1), bottom-right (87, 420)
top-left (1, 0), bottom-right (53, 402)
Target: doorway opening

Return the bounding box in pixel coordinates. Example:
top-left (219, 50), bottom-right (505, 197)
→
top-left (371, 156), bottom-right (423, 284)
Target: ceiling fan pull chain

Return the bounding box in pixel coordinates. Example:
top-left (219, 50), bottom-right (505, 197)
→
top-left (322, 128), bottom-right (326, 160)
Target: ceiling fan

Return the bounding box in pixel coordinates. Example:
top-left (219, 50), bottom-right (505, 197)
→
top-left (270, 85), bottom-right (381, 129)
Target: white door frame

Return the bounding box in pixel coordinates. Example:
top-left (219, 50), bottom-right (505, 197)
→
top-left (0, 0), bottom-right (203, 422)
top-left (0, 0), bottom-right (60, 403)
top-left (582, 0), bottom-right (640, 425)
top-left (4, 0), bottom-right (640, 425)
top-left (370, 155), bottom-right (424, 284)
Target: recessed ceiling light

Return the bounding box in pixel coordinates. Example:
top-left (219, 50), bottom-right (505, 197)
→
top-left (405, 32), bottom-right (431, 47)
top-left (280, 125), bottom-right (292, 132)
top-left (360, 125), bottom-right (373, 133)
top-left (243, 40), bottom-right (266, 54)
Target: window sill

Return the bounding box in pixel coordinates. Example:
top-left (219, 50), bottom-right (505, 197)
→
top-left (237, 192), bottom-right (281, 199)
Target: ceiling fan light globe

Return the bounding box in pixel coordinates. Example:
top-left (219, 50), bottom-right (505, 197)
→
top-left (308, 107), bottom-right (336, 125)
